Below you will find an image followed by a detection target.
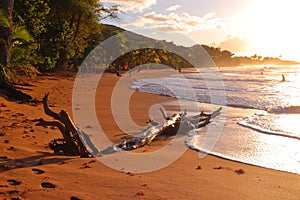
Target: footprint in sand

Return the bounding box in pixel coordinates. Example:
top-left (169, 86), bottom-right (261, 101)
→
top-left (32, 168), bottom-right (45, 174)
top-left (70, 196), bottom-right (81, 200)
top-left (7, 179), bottom-right (22, 186)
top-left (0, 155), bottom-right (9, 160)
top-left (7, 146), bottom-right (15, 151)
top-left (0, 184), bottom-right (8, 188)
top-left (10, 197), bottom-right (21, 200)
top-left (8, 122), bottom-right (18, 128)
top-left (41, 182), bottom-right (56, 188)
top-left (0, 103), bottom-right (7, 107)
top-left (7, 190), bottom-right (19, 195)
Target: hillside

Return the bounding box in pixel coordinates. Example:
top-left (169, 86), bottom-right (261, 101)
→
top-left (100, 24), bottom-right (299, 68)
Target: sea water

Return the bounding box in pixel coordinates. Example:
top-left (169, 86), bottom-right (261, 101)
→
top-left (130, 65), bottom-right (300, 174)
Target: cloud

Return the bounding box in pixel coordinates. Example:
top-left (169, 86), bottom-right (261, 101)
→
top-left (166, 5), bottom-right (181, 11)
top-left (126, 11), bottom-right (224, 33)
top-left (202, 12), bottom-right (215, 20)
top-left (218, 36), bottom-right (250, 52)
top-left (107, 0), bottom-right (157, 12)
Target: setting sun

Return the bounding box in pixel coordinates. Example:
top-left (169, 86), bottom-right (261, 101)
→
top-left (240, 0), bottom-right (300, 60)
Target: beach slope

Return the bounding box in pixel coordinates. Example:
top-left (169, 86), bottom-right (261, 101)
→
top-left (0, 73), bottom-right (299, 200)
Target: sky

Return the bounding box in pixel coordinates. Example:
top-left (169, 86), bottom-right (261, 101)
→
top-left (102, 0), bottom-right (300, 61)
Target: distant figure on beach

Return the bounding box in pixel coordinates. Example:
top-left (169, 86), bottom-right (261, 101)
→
top-left (281, 74), bottom-right (286, 82)
top-left (115, 70), bottom-right (121, 77)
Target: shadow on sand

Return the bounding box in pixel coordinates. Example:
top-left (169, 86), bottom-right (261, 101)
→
top-left (0, 151), bottom-right (75, 173)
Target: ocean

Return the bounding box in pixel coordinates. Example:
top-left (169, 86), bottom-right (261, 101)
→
top-left (130, 65), bottom-right (300, 174)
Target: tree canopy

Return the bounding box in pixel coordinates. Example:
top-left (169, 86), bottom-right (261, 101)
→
top-left (0, 0), bottom-right (119, 82)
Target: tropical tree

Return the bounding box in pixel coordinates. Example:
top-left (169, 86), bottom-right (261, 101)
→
top-left (13, 0), bottom-right (119, 72)
top-left (8, 25), bottom-right (39, 81)
top-left (13, 0), bottom-right (50, 71)
top-left (36, 0), bottom-right (118, 71)
top-left (0, 0), bottom-right (32, 101)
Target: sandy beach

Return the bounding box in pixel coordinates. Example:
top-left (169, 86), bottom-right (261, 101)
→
top-left (0, 72), bottom-right (299, 200)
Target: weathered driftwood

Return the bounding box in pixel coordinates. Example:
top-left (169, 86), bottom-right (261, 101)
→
top-left (117, 107), bottom-right (222, 150)
top-left (38, 93), bottom-right (222, 155)
top-left (35, 93), bottom-right (90, 157)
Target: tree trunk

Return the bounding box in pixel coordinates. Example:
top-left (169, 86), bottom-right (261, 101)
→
top-left (55, 52), bottom-right (68, 71)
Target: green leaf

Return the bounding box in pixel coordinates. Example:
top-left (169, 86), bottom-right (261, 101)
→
top-left (0, 9), bottom-right (9, 27)
top-left (13, 26), bottom-right (34, 43)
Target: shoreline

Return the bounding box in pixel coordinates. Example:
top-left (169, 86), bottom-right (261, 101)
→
top-left (0, 73), bottom-right (299, 199)
top-left (167, 97), bottom-right (300, 175)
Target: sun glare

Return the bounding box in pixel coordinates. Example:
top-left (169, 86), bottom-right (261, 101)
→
top-left (240, 0), bottom-right (300, 60)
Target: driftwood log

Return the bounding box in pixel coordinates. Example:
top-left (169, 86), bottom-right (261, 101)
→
top-left (34, 93), bottom-right (90, 157)
top-left (37, 93), bottom-right (222, 156)
top-left (117, 107), bottom-right (222, 150)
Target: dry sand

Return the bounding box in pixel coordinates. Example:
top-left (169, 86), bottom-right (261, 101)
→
top-left (0, 73), bottom-right (299, 200)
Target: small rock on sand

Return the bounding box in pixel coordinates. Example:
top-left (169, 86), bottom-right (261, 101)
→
top-left (235, 168), bottom-right (245, 175)
top-left (136, 191), bottom-right (145, 196)
top-left (196, 165), bottom-right (202, 170)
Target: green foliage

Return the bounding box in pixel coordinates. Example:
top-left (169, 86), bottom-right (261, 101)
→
top-left (11, 0), bottom-right (119, 73)
top-left (0, 1), bottom-right (51, 81)
top-left (14, 0), bottom-right (50, 37)
top-left (7, 25), bottom-right (39, 82)
top-left (0, 9), bottom-right (9, 27)
top-left (14, 0), bottom-right (52, 71)
top-left (110, 48), bottom-right (193, 70)
top-left (42, 0), bottom-right (102, 70)
top-left (12, 25), bottom-right (34, 43)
